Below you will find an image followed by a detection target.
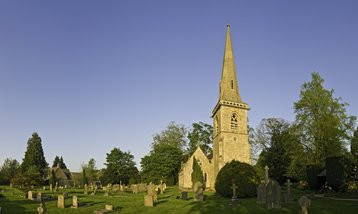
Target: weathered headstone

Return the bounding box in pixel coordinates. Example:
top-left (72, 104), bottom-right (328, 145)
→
top-left (285, 179), bottom-right (293, 202)
top-left (181, 191), bottom-right (188, 200)
top-left (57, 195), bottom-right (65, 208)
top-left (91, 187), bottom-right (97, 195)
top-left (266, 180), bottom-right (281, 209)
top-left (28, 191), bottom-right (34, 200)
top-left (37, 192), bottom-right (43, 202)
top-left (55, 182), bottom-right (58, 192)
top-left (49, 183), bottom-right (53, 191)
top-left (152, 185), bottom-right (158, 201)
top-left (256, 183), bottom-right (266, 204)
top-left (84, 183), bottom-right (88, 194)
top-left (163, 183), bottom-right (167, 192)
top-left (37, 202), bottom-right (47, 214)
top-left (159, 180), bottom-right (164, 194)
top-left (71, 196), bottom-right (78, 208)
top-left (132, 184), bottom-right (138, 194)
top-left (144, 194), bottom-right (154, 207)
top-left (193, 181), bottom-right (204, 202)
top-left (298, 196), bottom-right (311, 214)
top-left (105, 204), bottom-right (113, 211)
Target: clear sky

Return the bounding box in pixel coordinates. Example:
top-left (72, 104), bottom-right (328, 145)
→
top-left (1, 0), bottom-right (357, 172)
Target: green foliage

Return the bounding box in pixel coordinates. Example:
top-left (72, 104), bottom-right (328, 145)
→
top-left (187, 122), bottom-right (213, 156)
top-left (215, 160), bottom-right (260, 198)
top-left (21, 132), bottom-right (48, 173)
top-left (351, 127), bottom-right (358, 159)
top-left (0, 158), bottom-right (19, 185)
top-left (11, 166), bottom-right (43, 187)
top-left (50, 169), bottom-right (57, 186)
top-left (151, 121), bottom-right (188, 150)
top-left (294, 72), bottom-right (356, 165)
top-left (82, 158), bottom-right (98, 183)
top-left (326, 156), bottom-right (346, 191)
top-left (255, 118), bottom-right (306, 183)
top-left (82, 168), bottom-right (88, 185)
top-left (52, 156), bottom-right (67, 169)
top-left (141, 143), bottom-right (183, 184)
top-left (191, 157), bottom-right (203, 187)
top-left (306, 164), bottom-right (323, 190)
top-left (102, 147), bottom-right (138, 185)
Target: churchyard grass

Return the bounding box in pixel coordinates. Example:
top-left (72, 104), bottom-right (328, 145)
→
top-left (1, 185), bottom-right (358, 213)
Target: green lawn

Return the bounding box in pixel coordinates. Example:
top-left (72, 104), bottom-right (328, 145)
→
top-left (1, 185), bottom-right (358, 213)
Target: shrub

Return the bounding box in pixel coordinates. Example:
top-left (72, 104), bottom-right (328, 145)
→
top-left (306, 164), bottom-right (323, 190)
top-left (215, 160), bottom-right (260, 198)
top-left (326, 156), bottom-right (345, 191)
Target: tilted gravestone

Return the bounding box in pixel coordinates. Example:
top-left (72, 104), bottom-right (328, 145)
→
top-left (193, 181), bottom-right (204, 202)
top-left (71, 196), bottom-right (78, 208)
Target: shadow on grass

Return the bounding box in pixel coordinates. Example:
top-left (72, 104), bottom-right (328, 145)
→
top-left (0, 194), bottom-right (30, 214)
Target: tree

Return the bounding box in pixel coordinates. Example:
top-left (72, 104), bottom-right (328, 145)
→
top-left (191, 157), bottom-right (203, 187)
top-left (0, 158), bottom-right (19, 184)
top-left (21, 132), bottom-right (48, 173)
top-left (141, 143), bottom-right (183, 184)
top-left (294, 72), bottom-right (356, 165)
top-left (102, 148), bottom-right (138, 185)
top-left (12, 165), bottom-right (43, 188)
top-left (151, 121), bottom-right (188, 151)
top-left (255, 118), bottom-right (306, 183)
top-left (52, 156), bottom-right (67, 169)
top-left (82, 168), bottom-right (88, 185)
top-left (187, 122), bottom-right (213, 156)
top-left (50, 169), bottom-right (57, 187)
top-left (82, 158), bottom-right (98, 183)
top-left (351, 127), bottom-right (358, 158)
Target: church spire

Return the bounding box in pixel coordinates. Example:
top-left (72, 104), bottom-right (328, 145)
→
top-left (219, 24), bottom-right (242, 102)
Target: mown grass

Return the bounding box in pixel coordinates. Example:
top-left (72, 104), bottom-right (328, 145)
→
top-left (1, 185), bottom-right (358, 213)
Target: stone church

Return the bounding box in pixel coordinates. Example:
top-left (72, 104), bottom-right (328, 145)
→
top-left (179, 25), bottom-right (251, 190)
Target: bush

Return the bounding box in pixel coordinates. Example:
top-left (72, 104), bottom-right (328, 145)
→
top-left (306, 164), bottom-right (323, 190)
top-left (326, 156), bottom-right (346, 191)
top-left (215, 160), bottom-right (260, 198)
top-left (191, 157), bottom-right (203, 187)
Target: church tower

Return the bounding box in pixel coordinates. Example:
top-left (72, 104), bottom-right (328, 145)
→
top-left (212, 25), bottom-right (250, 182)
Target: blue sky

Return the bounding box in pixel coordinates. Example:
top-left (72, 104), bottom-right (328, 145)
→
top-left (1, 0), bottom-right (357, 171)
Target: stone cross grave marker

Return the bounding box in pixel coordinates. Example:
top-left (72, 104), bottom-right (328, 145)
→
top-left (231, 183), bottom-right (238, 199)
top-left (264, 166), bottom-right (269, 184)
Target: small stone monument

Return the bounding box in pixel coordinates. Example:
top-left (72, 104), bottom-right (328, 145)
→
top-left (132, 184), bottom-right (138, 194)
top-left (84, 183), bottom-right (88, 194)
top-left (256, 183), bottom-right (266, 204)
top-left (144, 194), bottom-right (154, 207)
top-left (71, 196), bottom-right (78, 208)
top-left (285, 179), bottom-right (293, 202)
top-left (266, 180), bottom-right (281, 209)
top-left (37, 202), bottom-right (47, 214)
top-left (37, 192), bottom-right (43, 202)
top-left (159, 180), bottom-right (164, 194)
top-left (298, 196), bottom-right (311, 214)
top-left (49, 183), bottom-right (52, 191)
top-left (28, 191), bottom-right (34, 200)
top-left (264, 165), bottom-right (269, 184)
top-left (230, 182), bottom-right (239, 207)
top-left (91, 186), bottom-right (98, 195)
top-left (105, 204), bottom-right (113, 211)
top-left (54, 182), bottom-right (59, 192)
top-left (193, 181), bottom-right (204, 202)
top-left (181, 191), bottom-right (188, 200)
top-left (152, 185), bottom-right (158, 201)
top-left (57, 195), bottom-right (65, 208)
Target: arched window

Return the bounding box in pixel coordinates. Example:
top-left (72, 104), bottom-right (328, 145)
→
top-left (231, 80), bottom-right (234, 89)
top-left (231, 113), bottom-right (238, 130)
top-left (215, 116), bottom-right (219, 134)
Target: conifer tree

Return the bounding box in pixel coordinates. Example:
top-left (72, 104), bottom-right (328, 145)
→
top-left (21, 132), bottom-right (48, 173)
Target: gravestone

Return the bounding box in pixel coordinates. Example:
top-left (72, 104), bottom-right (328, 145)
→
top-left (266, 180), bottom-right (281, 209)
top-left (84, 183), bottom-right (88, 194)
top-left (105, 204), bottom-right (113, 211)
top-left (298, 196), bottom-right (311, 214)
top-left (37, 192), bottom-right (43, 202)
top-left (152, 185), bottom-right (158, 201)
top-left (264, 166), bottom-right (269, 184)
top-left (159, 180), bottom-right (164, 194)
top-left (55, 182), bottom-right (58, 192)
top-left (193, 181), bottom-right (204, 202)
top-left (57, 195), bottom-right (65, 208)
top-left (49, 183), bottom-right (53, 191)
top-left (144, 194), bottom-right (154, 207)
top-left (256, 183), bottom-right (266, 204)
top-left (28, 191), bottom-right (35, 200)
top-left (37, 202), bottom-right (47, 214)
top-left (181, 191), bottom-right (188, 200)
top-left (285, 179), bottom-right (293, 202)
top-left (163, 183), bottom-right (167, 192)
top-left (230, 182), bottom-right (239, 207)
top-left (91, 186), bottom-right (97, 195)
top-left (132, 184), bottom-right (138, 194)
top-left (71, 196), bottom-right (78, 208)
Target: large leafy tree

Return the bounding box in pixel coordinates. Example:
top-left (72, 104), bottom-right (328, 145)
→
top-left (102, 148), bottom-right (138, 185)
top-left (151, 121), bottom-right (188, 151)
top-left (0, 158), bottom-right (19, 184)
top-left (21, 132), bottom-right (48, 173)
top-left (294, 72), bottom-right (356, 165)
top-left (82, 158), bottom-right (98, 183)
top-left (255, 118), bottom-right (306, 183)
top-left (52, 156), bottom-right (67, 169)
top-left (187, 122), bottom-right (213, 156)
top-left (141, 143), bottom-right (183, 184)
top-left (351, 127), bottom-right (358, 159)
